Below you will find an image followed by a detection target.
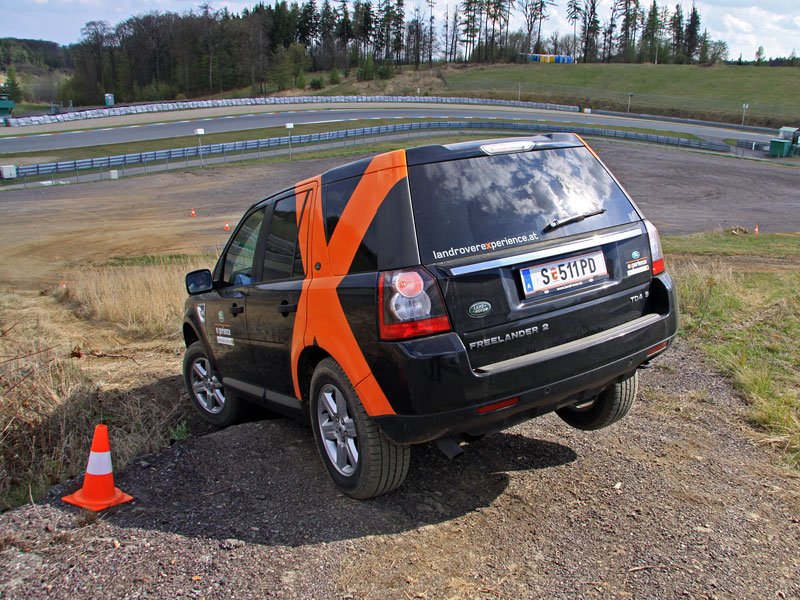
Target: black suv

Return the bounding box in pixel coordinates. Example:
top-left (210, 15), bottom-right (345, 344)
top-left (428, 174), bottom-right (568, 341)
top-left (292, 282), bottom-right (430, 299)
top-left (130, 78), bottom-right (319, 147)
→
top-left (183, 134), bottom-right (678, 498)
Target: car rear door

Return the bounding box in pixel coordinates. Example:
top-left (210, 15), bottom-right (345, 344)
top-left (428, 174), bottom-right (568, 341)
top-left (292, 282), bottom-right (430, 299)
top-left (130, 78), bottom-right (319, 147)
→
top-left (247, 186), bottom-right (314, 399)
top-left (407, 143), bottom-right (658, 370)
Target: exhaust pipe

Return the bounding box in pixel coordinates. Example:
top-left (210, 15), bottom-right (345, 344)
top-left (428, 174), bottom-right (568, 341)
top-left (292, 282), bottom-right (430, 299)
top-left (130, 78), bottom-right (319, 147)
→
top-left (435, 437), bottom-right (464, 460)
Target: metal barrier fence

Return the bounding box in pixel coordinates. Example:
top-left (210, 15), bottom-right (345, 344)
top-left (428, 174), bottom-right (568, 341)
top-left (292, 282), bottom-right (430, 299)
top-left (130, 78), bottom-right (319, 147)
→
top-left (14, 120), bottom-right (730, 178)
top-left (4, 95), bottom-right (579, 128)
top-left (736, 139), bottom-right (771, 152)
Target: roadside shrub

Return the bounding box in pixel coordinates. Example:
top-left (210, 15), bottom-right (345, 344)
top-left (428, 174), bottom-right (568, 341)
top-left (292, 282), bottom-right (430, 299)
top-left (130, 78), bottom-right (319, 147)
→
top-left (357, 58), bottom-right (375, 81)
top-left (296, 72), bottom-right (306, 90)
top-left (376, 61), bottom-right (394, 80)
top-left (309, 77), bottom-right (324, 90)
top-left (133, 81), bottom-right (178, 102)
top-left (328, 68), bottom-right (341, 85)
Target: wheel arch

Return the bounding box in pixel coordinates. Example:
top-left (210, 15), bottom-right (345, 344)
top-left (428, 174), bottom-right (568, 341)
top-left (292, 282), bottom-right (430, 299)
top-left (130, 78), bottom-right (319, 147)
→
top-left (296, 345), bottom-right (332, 404)
top-left (183, 321), bottom-right (201, 349)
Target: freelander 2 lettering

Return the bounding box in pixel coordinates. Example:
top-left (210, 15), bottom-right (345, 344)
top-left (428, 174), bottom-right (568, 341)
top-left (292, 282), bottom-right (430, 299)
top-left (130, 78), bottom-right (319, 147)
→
top-left (469, 323), bottom-right (549, 350)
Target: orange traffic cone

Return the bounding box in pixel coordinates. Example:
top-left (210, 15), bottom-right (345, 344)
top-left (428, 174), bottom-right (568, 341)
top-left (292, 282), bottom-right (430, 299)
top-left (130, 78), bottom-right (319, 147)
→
top-left (754, 224), bottom-right (760, 235)
top-left (62, 424), bottom-right (133, 511)
top-left (224, 221), bottom-right (230, 231)
top-left (191, 208), bottom-right (197, 217)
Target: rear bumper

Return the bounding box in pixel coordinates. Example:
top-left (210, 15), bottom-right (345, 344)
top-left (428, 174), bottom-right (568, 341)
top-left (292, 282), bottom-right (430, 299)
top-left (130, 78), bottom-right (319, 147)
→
top-left (375, 327), bottom-right (673, 445)
top-left (373, 276), bottom-right (678, 445)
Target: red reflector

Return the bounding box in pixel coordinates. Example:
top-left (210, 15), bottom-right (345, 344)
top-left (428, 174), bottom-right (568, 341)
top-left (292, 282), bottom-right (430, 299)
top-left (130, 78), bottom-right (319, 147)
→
top-left (477, 397), bottom-right (519, 415)
top-left (646, 341), bottom-right (669, 357)
top-left (379, 315), bottom-right (451, 341)
top-left (652, 257), bottom-right (665, 275)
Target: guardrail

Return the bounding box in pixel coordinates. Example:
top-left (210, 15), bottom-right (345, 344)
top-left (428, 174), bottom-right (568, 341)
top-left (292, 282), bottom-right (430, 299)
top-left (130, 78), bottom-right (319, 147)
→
top-left (736, 139), bottom-right (771, 152)
top-left (4, 95), bottom-right (580, 127)
top-left (13, 121), bottom-right (730, 178)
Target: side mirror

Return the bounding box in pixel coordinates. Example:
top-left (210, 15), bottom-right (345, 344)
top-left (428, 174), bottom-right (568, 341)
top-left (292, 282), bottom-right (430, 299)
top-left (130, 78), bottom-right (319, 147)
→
top-left (185, 269), bottom-right (213, 295)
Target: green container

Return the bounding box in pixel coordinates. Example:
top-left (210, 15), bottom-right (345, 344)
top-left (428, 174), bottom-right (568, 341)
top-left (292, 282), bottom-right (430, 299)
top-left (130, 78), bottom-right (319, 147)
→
top-left (770, 138), bottom-right (792, 158)
top-left (0, 94), bottom-right (14, 116)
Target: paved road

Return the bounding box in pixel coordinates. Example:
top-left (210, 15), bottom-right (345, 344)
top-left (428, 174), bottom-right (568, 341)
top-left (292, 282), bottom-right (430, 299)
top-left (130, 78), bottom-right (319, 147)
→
top-left (0, 104), bottom-right (771, 154)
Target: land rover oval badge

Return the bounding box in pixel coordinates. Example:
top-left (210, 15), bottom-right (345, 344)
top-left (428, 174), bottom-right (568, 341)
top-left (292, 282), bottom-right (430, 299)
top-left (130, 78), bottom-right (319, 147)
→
top-left (468, 301), bottom-right (492, 318)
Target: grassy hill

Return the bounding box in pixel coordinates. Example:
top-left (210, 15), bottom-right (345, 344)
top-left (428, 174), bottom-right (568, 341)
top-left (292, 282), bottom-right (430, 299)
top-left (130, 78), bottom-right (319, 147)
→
top-left (440, 63), bottom-right (800, 126)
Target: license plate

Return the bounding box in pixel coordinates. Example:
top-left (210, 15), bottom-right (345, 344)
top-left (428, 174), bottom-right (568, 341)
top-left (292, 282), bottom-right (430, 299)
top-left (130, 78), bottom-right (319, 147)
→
top-left (520, 250), bottom-right (607, 297)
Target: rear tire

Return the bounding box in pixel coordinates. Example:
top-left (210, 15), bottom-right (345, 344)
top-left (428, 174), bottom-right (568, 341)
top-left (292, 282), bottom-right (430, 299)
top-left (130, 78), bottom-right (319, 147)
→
top-left (310, 358), bottom-right (410, 499)
top-left (183, 341), bottom-right (246, 427)
top-left (556, 372), bottom-right (639, 431)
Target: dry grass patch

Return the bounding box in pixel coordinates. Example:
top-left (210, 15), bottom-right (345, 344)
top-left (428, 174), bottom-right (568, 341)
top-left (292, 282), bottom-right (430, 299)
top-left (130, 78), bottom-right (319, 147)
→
top-left (0, 289), bottom-right (191, 510)
top-left (61, 254), bottom-right (214, 339)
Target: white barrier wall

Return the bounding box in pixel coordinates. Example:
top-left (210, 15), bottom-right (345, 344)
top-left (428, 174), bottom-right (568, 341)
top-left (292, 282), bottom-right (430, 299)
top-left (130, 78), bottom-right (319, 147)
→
top-left (5, 95), bottom-right (580, 127)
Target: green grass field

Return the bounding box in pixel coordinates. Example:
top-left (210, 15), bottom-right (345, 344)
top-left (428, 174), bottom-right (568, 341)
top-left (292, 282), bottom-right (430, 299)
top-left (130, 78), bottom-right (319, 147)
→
top-left (666, 232), bottom-right (800, 466)
top-left (442, 63), bottom-right (800, 126)
top-left (8, 102), bottom-right (51, 117)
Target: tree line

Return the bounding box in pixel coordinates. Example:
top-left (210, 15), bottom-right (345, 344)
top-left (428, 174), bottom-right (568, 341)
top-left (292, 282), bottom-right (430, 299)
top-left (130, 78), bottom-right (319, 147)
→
top-left (2, 1), bottom-right (780, 106)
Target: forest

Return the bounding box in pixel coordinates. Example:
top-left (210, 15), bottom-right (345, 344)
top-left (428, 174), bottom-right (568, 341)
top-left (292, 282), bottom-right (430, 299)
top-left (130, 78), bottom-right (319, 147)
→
top-left (0, 0), bottom-right (768, 106)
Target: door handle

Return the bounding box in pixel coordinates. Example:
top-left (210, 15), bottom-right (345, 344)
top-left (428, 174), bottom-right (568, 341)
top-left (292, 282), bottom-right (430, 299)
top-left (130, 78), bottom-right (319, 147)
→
top-left (231, 303), bottom-right (244, 316)
top-left (278, 302), bottom-right (298, 315)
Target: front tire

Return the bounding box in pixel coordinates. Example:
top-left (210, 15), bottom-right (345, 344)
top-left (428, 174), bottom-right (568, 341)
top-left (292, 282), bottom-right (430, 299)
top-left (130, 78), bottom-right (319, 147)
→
top-left (310, 358), bottom-right (410, 499)
top-left (183, 341), bottom-right (245, 427)
top-left (556, 372), bottom-right (639, 431)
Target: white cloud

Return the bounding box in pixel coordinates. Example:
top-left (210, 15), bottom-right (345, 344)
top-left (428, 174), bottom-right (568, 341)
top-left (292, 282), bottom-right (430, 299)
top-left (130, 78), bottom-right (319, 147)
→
top-left (722, 14), bottom-right (753, 35)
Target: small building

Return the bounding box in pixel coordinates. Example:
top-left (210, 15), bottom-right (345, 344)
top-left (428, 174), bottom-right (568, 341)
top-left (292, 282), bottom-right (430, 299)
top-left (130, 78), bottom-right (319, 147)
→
top-left (0, 94), bottom-right (14, 116)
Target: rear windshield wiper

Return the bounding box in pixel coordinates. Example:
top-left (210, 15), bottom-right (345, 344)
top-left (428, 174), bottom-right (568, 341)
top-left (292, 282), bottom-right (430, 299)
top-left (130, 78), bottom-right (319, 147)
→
top-left (543, 208), bottom-right (606, 233)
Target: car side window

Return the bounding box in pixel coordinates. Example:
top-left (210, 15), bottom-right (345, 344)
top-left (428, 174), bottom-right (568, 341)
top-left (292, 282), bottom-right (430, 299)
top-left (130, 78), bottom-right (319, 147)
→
top-left (323, 180), bottom-right (378, 273)
top-left (222, 209), bottom-right (264, 286)
top-left (263, 193), bottom-right (307, 281)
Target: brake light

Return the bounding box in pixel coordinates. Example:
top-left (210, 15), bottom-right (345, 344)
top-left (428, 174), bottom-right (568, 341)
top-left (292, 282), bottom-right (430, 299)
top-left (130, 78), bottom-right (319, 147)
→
top-left (379, 267), bottom-right (452, 341)
top-left (645, 220), bottom-right (666, 275)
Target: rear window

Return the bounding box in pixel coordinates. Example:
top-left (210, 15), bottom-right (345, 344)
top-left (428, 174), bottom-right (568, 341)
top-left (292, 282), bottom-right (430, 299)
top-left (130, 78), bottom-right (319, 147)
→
top-left (408, 146), bottom-right (640, 263)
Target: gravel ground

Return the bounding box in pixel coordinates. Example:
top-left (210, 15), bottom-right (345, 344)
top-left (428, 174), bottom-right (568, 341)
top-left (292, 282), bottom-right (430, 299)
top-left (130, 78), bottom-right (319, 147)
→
top-left (1, 340), bottom-right (798, 599)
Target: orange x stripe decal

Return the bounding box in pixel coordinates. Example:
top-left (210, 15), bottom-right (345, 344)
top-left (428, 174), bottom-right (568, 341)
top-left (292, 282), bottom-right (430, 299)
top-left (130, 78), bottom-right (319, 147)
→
top-left (291, 150), bottom-right (408, 416)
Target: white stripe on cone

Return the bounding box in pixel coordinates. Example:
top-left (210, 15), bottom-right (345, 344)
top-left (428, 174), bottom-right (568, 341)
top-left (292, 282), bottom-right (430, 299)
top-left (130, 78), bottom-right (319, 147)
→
top-left (86, 451), bottom-right (113, 475)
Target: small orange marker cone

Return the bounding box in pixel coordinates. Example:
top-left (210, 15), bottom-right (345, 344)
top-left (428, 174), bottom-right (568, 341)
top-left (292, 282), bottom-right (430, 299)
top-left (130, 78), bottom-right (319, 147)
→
top-left (224, 221), bottom-right (230, 231)
top-left (754, 224), bottom-right (760, 235)
top-left (62, 424), bottom-right (133, 511)
top-left (191, 208), bottom-right (197, 217)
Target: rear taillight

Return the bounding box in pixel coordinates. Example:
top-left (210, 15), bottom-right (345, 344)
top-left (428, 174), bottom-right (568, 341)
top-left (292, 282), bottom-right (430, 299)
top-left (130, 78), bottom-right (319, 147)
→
top-left (379, 267), bottom-right (452, 341)
top-left (645, 220), bottom-right (666, 275)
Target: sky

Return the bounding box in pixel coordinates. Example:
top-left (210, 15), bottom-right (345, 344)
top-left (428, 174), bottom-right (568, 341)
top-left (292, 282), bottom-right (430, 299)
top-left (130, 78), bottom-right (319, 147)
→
top-left (2, 0), bottom-right (798, 61)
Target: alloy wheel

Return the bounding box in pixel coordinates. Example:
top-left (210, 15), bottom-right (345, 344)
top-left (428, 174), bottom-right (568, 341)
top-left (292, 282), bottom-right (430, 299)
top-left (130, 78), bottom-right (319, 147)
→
top-left (190, 357), bottom-right (225, 414)
top-left (317, 383), bottom-right (359, 476)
